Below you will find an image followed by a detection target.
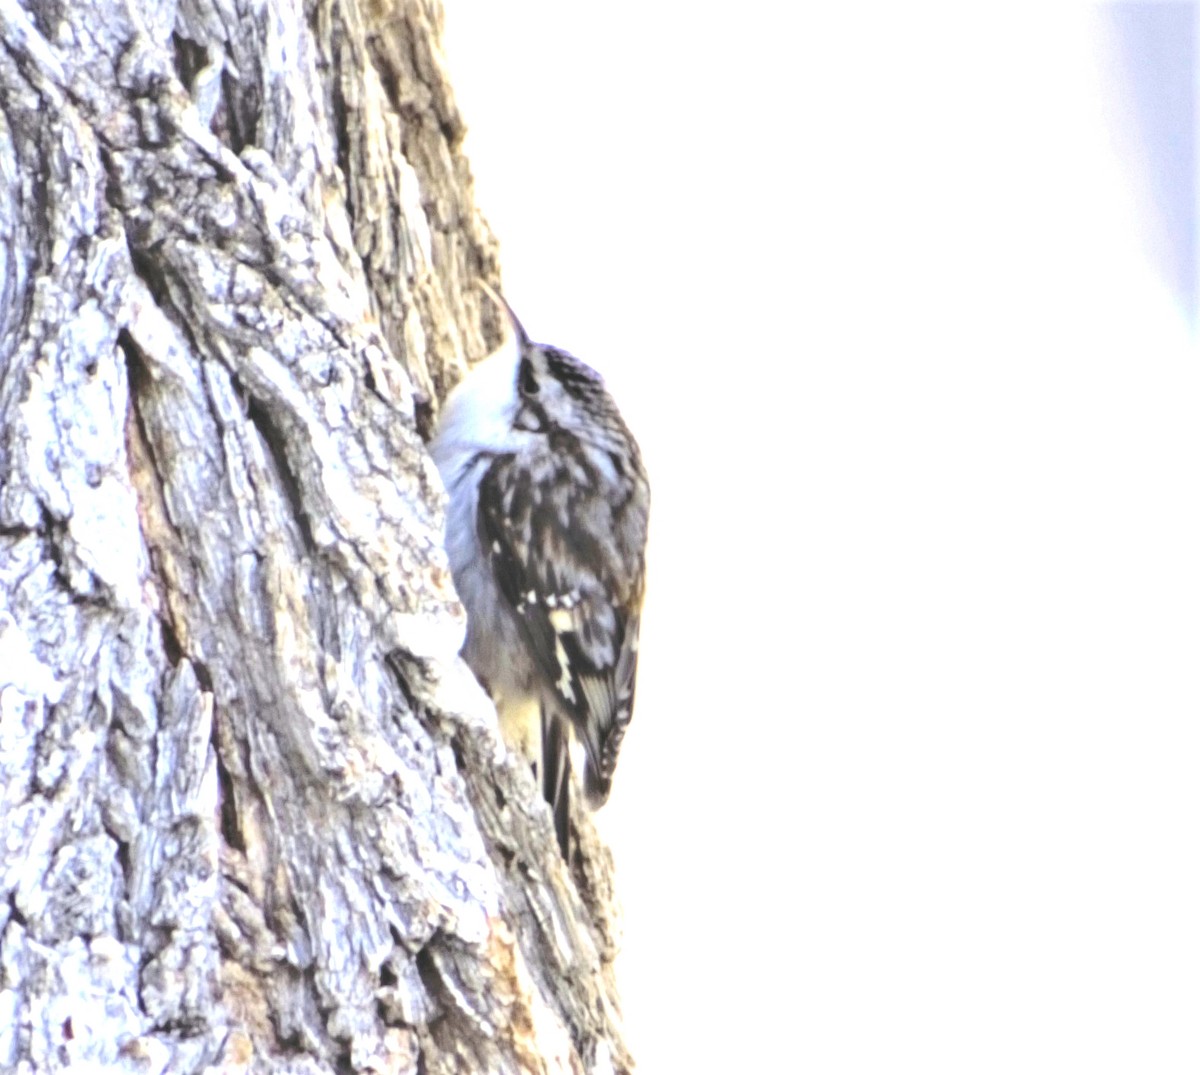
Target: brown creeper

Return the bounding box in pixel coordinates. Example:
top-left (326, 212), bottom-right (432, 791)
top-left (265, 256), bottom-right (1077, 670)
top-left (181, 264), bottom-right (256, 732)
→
top-left (430, 287), bottom-right (650, 855)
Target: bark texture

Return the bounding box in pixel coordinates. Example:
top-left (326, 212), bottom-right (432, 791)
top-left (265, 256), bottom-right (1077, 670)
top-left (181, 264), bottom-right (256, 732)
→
top-left (0, 1), bottom-right (628, 1072)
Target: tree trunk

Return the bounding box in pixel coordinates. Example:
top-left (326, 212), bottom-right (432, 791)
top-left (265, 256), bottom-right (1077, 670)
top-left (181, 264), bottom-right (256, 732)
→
top-left (0, 1), bottom-right (628, 1072)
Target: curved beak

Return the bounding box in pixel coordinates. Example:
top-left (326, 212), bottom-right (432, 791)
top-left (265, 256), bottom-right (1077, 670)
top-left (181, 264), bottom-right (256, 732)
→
top-left (478, 279), bottom-right (531, 349)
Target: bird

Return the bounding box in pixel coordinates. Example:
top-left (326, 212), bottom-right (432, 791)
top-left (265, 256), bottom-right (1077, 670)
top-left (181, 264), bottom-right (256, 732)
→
top-left (429, 284), bottom-right (649, 856)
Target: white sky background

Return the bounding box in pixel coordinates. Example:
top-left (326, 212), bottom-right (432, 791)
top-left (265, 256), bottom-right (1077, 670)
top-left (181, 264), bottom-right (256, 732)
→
top-left (440, 4), bottom-right (1198, 1071)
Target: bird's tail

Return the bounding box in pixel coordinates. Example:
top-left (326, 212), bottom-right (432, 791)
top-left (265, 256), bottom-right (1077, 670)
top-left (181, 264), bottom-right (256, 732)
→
top-left (541, 708), bottom-right (571, 858)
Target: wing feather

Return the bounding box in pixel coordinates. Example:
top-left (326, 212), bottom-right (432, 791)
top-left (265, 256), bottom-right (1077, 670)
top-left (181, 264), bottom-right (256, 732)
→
top-left (478, 452), bottom-right (645, 805)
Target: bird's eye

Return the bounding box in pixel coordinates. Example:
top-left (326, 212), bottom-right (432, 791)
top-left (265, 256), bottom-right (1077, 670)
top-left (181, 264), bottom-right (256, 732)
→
top-left (519, 357), bottom-right (540, 396)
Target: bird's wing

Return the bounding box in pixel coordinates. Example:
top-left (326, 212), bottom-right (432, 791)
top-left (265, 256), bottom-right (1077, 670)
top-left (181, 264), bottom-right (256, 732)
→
top-left (478, 454), bottom-right (642, 805)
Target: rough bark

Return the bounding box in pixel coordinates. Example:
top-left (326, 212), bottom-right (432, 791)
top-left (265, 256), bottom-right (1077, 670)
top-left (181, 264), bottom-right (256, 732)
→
top-left (0, 1), bottom-right (628, 1072)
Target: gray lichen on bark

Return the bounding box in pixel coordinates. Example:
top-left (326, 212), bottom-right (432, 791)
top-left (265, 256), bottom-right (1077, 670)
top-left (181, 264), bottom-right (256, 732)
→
top-left (0, 1), bottom-right (629, 1072)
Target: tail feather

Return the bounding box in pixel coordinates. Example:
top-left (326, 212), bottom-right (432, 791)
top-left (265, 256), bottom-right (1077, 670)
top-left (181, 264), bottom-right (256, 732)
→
top-left (541, 708), bottom-right (571, 858)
